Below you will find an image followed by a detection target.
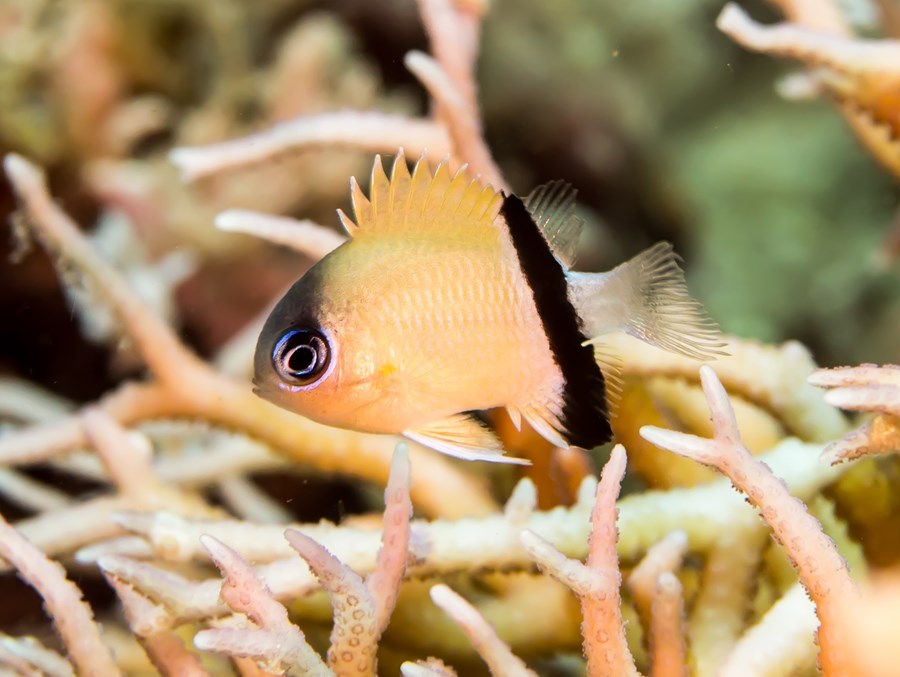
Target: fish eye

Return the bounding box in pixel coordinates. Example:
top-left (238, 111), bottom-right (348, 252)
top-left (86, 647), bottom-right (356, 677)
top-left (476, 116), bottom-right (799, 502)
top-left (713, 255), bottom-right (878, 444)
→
top-left (272, 327), bottom-right (331, 386)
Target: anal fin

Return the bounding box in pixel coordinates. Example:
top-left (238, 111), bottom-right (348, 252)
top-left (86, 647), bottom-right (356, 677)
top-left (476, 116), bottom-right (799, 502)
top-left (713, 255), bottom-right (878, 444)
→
top-left (508, 398), bottom-right (569, 449)
top-left (404, 415), bottom-right (530, 465)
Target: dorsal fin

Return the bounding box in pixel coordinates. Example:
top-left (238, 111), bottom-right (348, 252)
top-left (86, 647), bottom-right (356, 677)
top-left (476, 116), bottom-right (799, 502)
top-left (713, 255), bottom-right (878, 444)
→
top-left (523, 180), bottom-right (584, 269)
top-left (337, 150), bottom-right (503, 237)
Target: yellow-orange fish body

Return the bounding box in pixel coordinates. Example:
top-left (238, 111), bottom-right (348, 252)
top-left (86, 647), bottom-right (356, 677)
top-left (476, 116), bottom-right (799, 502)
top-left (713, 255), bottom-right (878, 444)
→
top-left (254, 151), bottom-right (722, 462)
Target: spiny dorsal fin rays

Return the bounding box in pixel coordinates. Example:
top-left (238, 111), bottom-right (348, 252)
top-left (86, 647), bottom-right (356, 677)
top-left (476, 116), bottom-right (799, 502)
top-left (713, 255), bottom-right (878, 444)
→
top-left (342, 151), bottom-right (503, 237)
top-left (524, 180), bottom-right (584, 269)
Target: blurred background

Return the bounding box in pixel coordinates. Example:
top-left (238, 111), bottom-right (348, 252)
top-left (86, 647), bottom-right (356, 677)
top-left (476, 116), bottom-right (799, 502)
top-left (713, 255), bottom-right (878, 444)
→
top-left (1, 0), bottom-right (899, 405)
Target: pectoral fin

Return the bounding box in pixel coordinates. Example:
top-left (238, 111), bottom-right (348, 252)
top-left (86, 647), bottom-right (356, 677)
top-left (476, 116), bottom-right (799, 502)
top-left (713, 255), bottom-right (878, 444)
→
top-left (404, 415), bottom-right (530, 464)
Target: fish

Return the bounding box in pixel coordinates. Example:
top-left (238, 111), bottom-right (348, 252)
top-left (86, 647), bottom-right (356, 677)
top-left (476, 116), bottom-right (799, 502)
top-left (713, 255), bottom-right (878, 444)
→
top-left (253, 150), bottom-right (724, 463)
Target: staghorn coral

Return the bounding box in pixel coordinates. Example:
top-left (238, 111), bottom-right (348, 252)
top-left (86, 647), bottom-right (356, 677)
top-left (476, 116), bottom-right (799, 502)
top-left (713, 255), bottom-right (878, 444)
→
top-left (1, 0), bottom-right (900, 675)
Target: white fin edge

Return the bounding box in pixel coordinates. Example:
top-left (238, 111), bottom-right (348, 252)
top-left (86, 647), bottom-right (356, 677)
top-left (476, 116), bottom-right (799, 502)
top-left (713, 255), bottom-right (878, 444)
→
top-left (403, 415), bottom-right (530, 465)
top-left (569, 241), bottom-right (727, 360)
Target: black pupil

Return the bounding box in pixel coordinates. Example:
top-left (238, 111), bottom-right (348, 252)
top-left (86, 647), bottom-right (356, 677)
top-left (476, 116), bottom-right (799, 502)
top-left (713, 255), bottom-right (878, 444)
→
top-left (274, 328), bottom-right (329, 383)
top-left (287, 345), bottom-right (316, 374)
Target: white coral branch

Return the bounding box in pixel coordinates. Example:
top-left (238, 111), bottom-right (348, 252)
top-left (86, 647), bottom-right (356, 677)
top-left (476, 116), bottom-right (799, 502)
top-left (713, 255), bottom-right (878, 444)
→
top-left (427, 584), bottom-right (537, 677)
top-left (215, 210), bottom-right (346, 259)
top-left (170, 111), bottom-right (450, 182)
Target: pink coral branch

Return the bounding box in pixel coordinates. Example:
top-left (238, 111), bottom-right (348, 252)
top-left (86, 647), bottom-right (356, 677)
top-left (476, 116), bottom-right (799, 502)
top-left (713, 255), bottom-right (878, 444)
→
top-left (284, 444), bottom-right (412, 675)
top-left (215, 210), bottom-right (346, 259)
top-left (640, 365), bottom-right (858, 674)
top-left (0, 512), bottom-right (120, 675)
top-left (583, 445), bottom-right (638, 676)
top-left (428, 584), bottom-right (537, 677)
top-left (193, 535), bottom-right (329, 676)
top-left (649, 573), bottom-right (686, 677)
top-left (521, 445), bottom-right (639, 677)
top-left (404, 51), bottom-right (507, 191)
top-left (415, 0), bottom-right (482, 111)
top-left (106, 576), bottom-right (210, 676)
top-left (169, 111), bottom-right (450, 182)
top-left (3, 154), bottom-right (206, 388)
top-left (367, 443), bottom-right (413, 629)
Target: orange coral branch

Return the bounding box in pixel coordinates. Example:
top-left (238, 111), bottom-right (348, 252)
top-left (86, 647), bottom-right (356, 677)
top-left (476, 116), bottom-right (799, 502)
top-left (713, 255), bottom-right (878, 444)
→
top-left (521, 446), bottom-right (640, 677)
top-left (649, 572), bottom-right (686, 677)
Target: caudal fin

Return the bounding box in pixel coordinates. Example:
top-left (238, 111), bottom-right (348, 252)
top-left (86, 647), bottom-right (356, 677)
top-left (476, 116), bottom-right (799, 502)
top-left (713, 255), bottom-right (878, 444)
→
top-left (569, 242), bottom-right (726, 360)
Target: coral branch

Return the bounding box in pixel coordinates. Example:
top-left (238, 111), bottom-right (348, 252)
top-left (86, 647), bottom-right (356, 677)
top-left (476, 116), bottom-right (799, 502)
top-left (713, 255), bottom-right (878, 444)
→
top-left (401, 658), bottom-right (459, 677)
top-left (428, 584), bottom-right (537, 677)
top-left (0, 634), bottom-right (74, 677)
top-left (4, 153), bottom-right (206, 387)
top-left (810, 364), bottom-right (900, 464)
top-left (193, 536), bottom-right (329, 676)
top-left (216, 210), bottom-right (346, 259)
top-left (627, 531), bottom-right (687, 627)
top-left (640, 365), bottom-right (858, 673)
top-left (0, 512), bottom-right (120, 675)
top-left (687, 519), bottom-right (766, 677)
top-left (169, 112), bottom-right (450, 181)
top-left (717, 583), bottom-right (817, 676)
top-left (0, 468), bottom-right (71, 512)
top-left (97, 439), bottom-right (842, 626)
top-left (405, 51), bottom-right (506, 191)
top-left (763, 0), bottom-right (850, 34)
top-left (718, 3), bottom-right (900, 74)
top-left (106, 576), bottom-right (211, 676)
top-left (284, 444), bottom-right (412, 675)
top-left (649, 572), bottom-right (686, 677)
top-left (521, 445), bottom-right (639, 677)
top-left (366, 443), bottom-right (413, 630)
top-left (610, 335), bottom-right (847, 442)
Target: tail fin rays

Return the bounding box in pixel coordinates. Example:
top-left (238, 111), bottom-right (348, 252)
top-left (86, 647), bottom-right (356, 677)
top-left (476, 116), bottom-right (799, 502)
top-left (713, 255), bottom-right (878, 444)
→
top-left (571, 242), bottom-right (727, 361)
